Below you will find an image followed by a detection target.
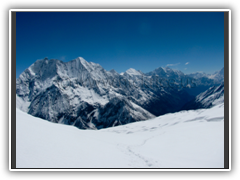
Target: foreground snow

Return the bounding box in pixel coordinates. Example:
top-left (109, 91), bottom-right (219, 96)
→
top-left (16, 104), bottom-right (224, 168)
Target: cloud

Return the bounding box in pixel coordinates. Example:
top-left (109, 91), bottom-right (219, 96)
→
top-left (184, 68), bottom-right (187, 70)
top-left (185, 62), bottom-right (189, 65)
top-left (166, 63), bottom-right (180, 67)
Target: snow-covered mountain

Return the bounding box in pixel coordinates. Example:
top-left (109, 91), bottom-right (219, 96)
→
top-left (147, 66), bottom-right (224, 86)
top-left (144, 66), bottom-right (224, 97)
top-left (181, 83), bottom-right (224, 110)
top-left (16, 102), bottom-right (224, 168)
top-left (187, 67), bottom-right (224, 84)
top-left (125, 68), bottom-right (143, 76)
top-left (187, 71), bottom-right (210, 79)
top-left (146, 66), bottom-right (185, 82)
top-left (208, 67), bottom-right (224, 83)
top-left (17, 57), bottom-right (194, 129)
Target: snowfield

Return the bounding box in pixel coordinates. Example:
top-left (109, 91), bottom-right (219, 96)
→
top-left (16, 103), bottom-right (224, 168)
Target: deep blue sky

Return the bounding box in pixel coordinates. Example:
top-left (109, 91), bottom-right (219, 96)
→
top-left (16, 12), bottom-right (224, 78)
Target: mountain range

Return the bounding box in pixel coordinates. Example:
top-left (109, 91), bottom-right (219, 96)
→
top-left (16, 57), bottom-right (224, 129)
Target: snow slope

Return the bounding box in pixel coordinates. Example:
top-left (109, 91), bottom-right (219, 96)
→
top-left (16, 103), bottom-right (224, 168)
top-left (182, 83), bottom-right (224, 110)
top-left (125, 68), bottom-right (142, 76)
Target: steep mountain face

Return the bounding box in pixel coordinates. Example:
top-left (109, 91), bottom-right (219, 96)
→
top-left (16, 58), bottom-right (152, 129)
top-left (181, 83), bottom-right (224, 110)
top-left (16, 57), bottom-right (223, 129)
top-left (17, 57), bottom-right (195, 129)
top-left (91, 97), bottom-right (155, 129)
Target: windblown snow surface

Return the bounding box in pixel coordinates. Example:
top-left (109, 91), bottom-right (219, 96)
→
top-left (16, 103), bottom-right (224, 168)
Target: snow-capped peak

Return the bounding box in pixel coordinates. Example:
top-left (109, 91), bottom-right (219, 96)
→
top-left (77, 57), bottom-right (87, 63)
top-left (109, 69), bottom-right (118, 74)
top-left (126, 68), bottom-right (142, 76)
top-left (76, 57), bottom-right (90, 68)
top-left (208, 67), bottom-right (224, 82)
top-left (75, 57), bottom-right (94, 72)
top-left (162, 67), bottom-right (173, 72)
